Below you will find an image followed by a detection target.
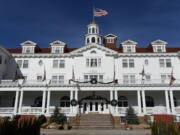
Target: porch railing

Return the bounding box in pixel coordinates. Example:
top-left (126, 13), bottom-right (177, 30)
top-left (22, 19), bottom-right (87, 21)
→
top-left (49, 106), bottom-right (70, 114)
top-left (0, 107), bottom-right (14, 114)
top-left (21, 107), bottom-right (42, 114)
top-left (117, 106), bottom-right (138, 114)
top-left (146, 106), bottom-right (167, 114)
top-left (175, 107), bottom-right (180, 114)
top-left (1, 79), bottom-right (180, 86)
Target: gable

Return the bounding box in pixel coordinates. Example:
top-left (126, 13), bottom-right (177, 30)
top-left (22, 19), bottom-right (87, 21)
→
top-left (151, 40), bottom-right (167, 45)
top-left (121, 40), bottom-right (137, 45)
top-left (70, 44), bottom-right (118, 55)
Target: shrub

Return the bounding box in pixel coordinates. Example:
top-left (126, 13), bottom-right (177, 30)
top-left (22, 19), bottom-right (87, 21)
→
top-left (50, 106), bottom-right (67, 125)
top-left (125, 106), bottom-right (139, 124)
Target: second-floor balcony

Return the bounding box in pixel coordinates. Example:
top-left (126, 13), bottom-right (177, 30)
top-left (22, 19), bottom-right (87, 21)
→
top-left (0, 79), bottom-right (180, 87)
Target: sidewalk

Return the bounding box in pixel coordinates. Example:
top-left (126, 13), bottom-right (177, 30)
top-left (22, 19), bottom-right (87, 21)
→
top-left (41, 129), bottom-right (151, 135)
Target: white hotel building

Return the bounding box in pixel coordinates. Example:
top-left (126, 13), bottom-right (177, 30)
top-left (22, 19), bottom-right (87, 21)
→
top-left (0, 21), bottom-right (180, 121)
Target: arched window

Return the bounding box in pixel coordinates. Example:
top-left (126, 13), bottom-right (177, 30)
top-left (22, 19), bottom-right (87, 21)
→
top-left (145, 96), bottom-right (154, 107)
top-left (96, 28), bottom-right (97, 33)
top-left (97, 38), bottom-right (100, 44)
top-left (60, 96), bottom-right (70, 107)
top-left (87, 38), bottom-right (89, 44)
top-left (91, 37), bottom-right (95, 43)
top-left (88, 28), bottom-right (91, 33)
top-left (92, 28), bottom-right (95, 33)
top-left (34, 96), bottom-right (42, 107)
top-left (118, 96), bottom-right (128, 107)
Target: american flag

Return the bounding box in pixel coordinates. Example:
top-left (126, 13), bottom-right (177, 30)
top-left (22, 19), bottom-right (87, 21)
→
top-left (139, 66), bottom-right (145, 77)
top-left (13, 69), bottom-right (18, 82)
top-left (113, 63), bottom-right (116, 83)
top-left (94, 8), bottom-right (108, 17)
top-left (72, 66), bottom-right (75, 81)
top-left (42, 66), bottom-right (46, 81)
top-left (170, 68), bottom-right (176, 86)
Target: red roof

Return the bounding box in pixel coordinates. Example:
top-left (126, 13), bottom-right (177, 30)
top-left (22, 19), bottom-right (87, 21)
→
top-left (7, 47), bottom-right (180, 54)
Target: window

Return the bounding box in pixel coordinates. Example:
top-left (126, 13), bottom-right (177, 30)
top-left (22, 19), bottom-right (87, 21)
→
top-left (92, 28), bottom-right (95, 33)
top-left (159, 59), bottom-right (172, 68)
top-left (161, 74), bottom-right (171, 83)
top-left (122, 59), bottom-right (135, 68)
top-left (53, 60), bottom-right (65, 68)
top-left (86, 58), bottom-right (101, 67)
top-left (145, 59), bottom-right (148, 65)
top-left (130, 75), bottom-right (135, 84)
top-left (156, 46), bottom-right (163, 52)
top-left (123, 74), bottom-right (135, 84)
top-left (97, 38), bottom-right (100, 44)
top-left (52, 75), bottom-right (64, 84)
top-left (52, 47), bottom-right (63, 54)
top-left (53, 60), bottom-right (58, 68)
top-left (86, 59), bottom-right (89, 67)
top-left (84, 75), bottom-right (88, 81)
top-left (84, 75), bottom-right (103, 82)
top-left (118, 96), bottom-right (128, 107)
top-left (59, 60), bottom-right (65, 68)
top-left (60, 96), bottom-right (70, 107)
top-left (123, 75), bottom-right (129, 84)
top-left (166, 59), bottom-right (172, 67)
top-left (92, 37), bottom-right (95, 43)
top-left (87, 38), bottom-right (89, 44)
top-left (88, 28), bottom-right (91, 33)
top-left (23, 60), bottom-right (29, 68)
top-left (17, 60), bottom-right (22, 68)
top-left (146, 96), bottom-right (154, 107)
top-left (37, 76), bottom-right (42, 81)
top-left (127, 46), bottom-right (132, 52)
top-left (23, 76), bottom-right (27, 80)
top-left (145, 75), bottom-right (151, 81)
top-left (122, 59), bottom-right (128, 68)
top-left (98, 58), bottom-right (101, 67)
top-left (26, 47), bottom-right (31, 53)
top-left (99, 75), bottom-right (103, 82)
top-left (129, 59), bottom-right (134, 68)
top-left (34, 96), bottom-right (42, 107)
top-left (107, 38), bottom-right (114, 43)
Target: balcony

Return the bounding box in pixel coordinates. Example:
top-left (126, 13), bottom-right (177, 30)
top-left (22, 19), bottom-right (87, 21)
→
top-left (0, 79), bottom-right (180, 87)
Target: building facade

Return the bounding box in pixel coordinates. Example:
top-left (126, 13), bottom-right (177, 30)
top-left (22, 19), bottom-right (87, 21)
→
top-left (0, 21), bottom-right (180, 122)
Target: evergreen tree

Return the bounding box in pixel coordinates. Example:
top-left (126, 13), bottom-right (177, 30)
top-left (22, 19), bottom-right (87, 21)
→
top-left (50, 106), bottom-right (67, 124)
top-left (125, 106), bottom-right (139, 124)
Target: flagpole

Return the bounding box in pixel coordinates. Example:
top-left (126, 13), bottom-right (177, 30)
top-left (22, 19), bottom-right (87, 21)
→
top-left (93, 6), bottom-right (95, 22)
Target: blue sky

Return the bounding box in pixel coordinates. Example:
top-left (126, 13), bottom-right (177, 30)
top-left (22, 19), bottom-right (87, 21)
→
top-left (0, 0), bottom-right (180, 49)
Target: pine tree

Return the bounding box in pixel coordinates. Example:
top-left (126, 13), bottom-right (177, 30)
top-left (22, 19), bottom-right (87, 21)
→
top-left (125, 106), bottom-right (139, 124)
top-left (50, 106), bottom-right (67, 124)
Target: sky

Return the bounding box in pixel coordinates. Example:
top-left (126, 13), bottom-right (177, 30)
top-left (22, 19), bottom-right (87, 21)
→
top-left (0, 0), bottom-right (180, 49)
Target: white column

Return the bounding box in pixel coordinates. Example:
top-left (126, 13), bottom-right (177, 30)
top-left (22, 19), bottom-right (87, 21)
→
top-left (142, 90), bottom-right (146, 114)
top-left (46, 90), bottom-right (51, 115)
top-left (137, 90), bottom-right (142, 114)
top-left (70, 90), bottom-right (73, 114)
top-left (165, 90), bottom-right (170, 114)
top-left (110, 90), bottom-right (113, 114)
top-left (170, 90), bottom-right (175, 114)
top-left (115, 90), bottom-right (118, 115)
top-left (14, 90), bottom-right (19, 115)
top-left (42, 90), bottom-right (46, 114)
top-left (18, 90), bottom-right (24, 114)
top-left (75, 90), bottom-right (78, 114)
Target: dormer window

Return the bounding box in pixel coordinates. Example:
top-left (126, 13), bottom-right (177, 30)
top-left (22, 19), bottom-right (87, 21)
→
top-left (107, 37), bottom-right (114, 43)
top-left (52, 47), bottom-right (63, 54)
top-left (151, 40), bottom-right (167, 53)
top-left (127, 46), bottom-right (133, 52)
top-left (21, 40), bottom-right (37, 54)
top-left (121, 40), bottom-right (137, 53)
top-left (153, 46), bottom-right (166, 53)
top-left (50, 40), bottom-right (66, 54)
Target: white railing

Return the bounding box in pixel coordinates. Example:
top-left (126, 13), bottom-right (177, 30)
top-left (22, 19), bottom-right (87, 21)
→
top-left (175, 107), bottom-right (180, 114)
top-left (0, 107), bottom-right (14, 114)
top-left (49, 106), bottom-right (70, 114)
top-left (21, 107), bottom-right (42, 114)
top-left (146, 106), bottom-right (167, 114)
top-left (1, 79), bottom-right (180, 86)
top-left (117, 106), bottom-right (138, 114)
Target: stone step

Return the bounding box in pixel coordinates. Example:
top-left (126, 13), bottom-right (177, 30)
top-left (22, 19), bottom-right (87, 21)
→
top-left (73, 125), bottom-right (114, 130)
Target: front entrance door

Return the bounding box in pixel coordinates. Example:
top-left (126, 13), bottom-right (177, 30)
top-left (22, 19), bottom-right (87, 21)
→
top-left (81, 100), bottom-right (109, 114)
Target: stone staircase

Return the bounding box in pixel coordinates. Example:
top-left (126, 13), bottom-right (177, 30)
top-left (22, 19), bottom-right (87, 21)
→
top-left (73, 114), bottom-right (114, 129)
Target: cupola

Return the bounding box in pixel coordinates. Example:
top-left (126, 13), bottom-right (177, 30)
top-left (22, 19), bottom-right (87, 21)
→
top-left (104, 34), bottom-right (117, 49)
